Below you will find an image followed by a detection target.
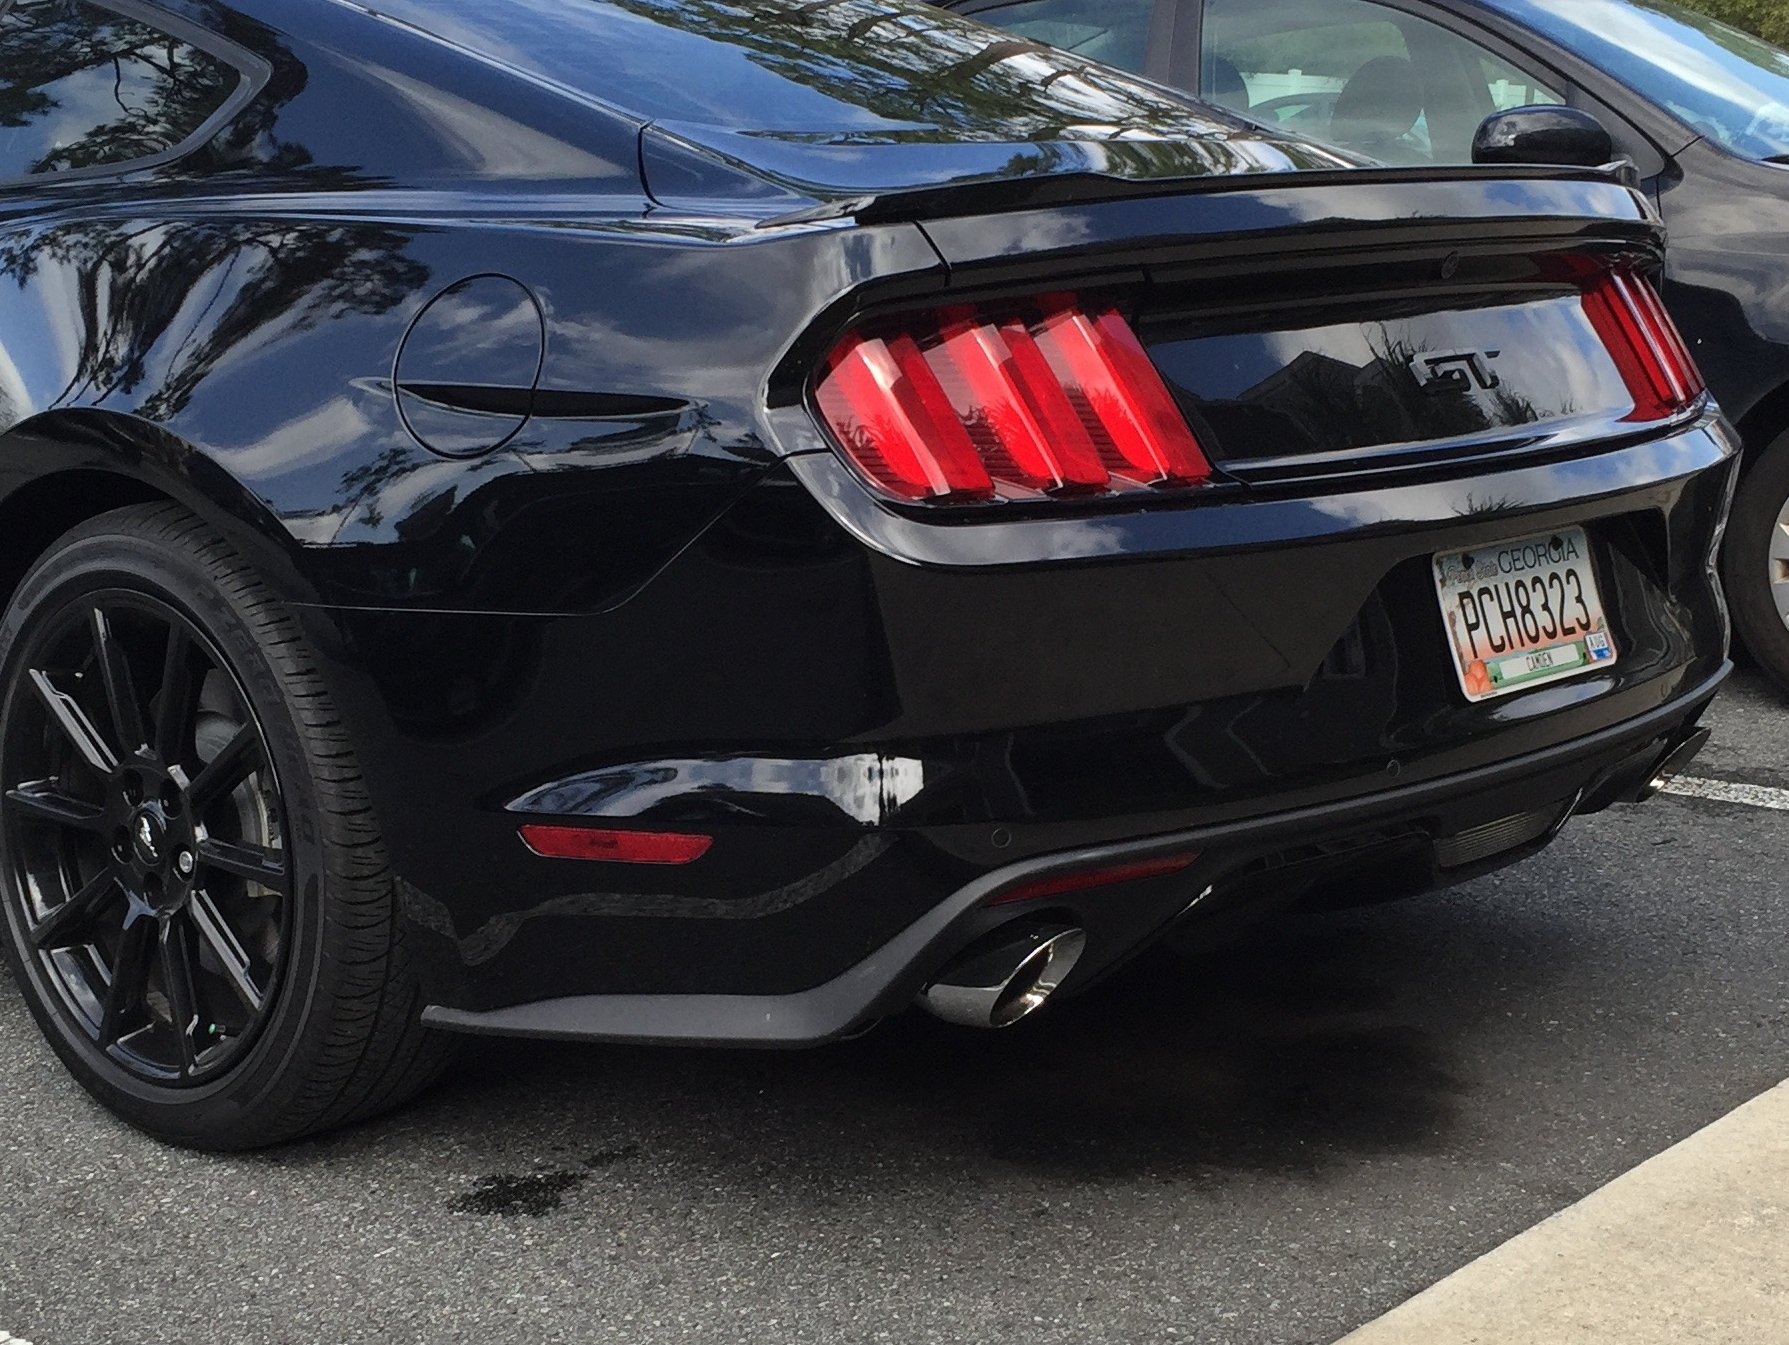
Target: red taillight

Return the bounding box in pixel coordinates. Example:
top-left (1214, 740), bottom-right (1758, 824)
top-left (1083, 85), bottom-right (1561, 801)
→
top-left (814, 297), bottom-right (1211, 504)
top-left (1580, 267), bottom-right (1705, 422)
top-left (519, 824), bottom-right (713, 865)
top-left (990, 853), bottom-right (1199, 906)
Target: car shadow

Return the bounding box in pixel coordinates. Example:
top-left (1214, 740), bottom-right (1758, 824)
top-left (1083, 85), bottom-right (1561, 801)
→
top-left (269, 882), bottom-right (1597, 1205)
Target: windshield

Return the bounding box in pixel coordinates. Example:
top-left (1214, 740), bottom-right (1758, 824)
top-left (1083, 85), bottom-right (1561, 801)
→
top-left (1492, 0), bottom-right (1789, 159)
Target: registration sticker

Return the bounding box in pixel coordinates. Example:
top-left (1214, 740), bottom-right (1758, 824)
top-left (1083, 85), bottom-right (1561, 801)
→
top-left (1432, 527), bottom-right (1617, 702)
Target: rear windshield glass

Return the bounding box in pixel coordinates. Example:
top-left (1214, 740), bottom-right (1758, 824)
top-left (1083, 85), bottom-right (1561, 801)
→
top-left (365, 0), bottom-right (1237, 138)
top-left (1492, 0), bottom-right (1789, 160)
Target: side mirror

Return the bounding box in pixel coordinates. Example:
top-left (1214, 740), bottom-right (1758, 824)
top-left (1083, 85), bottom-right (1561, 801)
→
top-left (1472, 105), bottom-right (1615, 169)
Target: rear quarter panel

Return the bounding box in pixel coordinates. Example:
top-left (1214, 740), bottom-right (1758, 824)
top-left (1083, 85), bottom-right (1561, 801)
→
top-left (0, 0), bottom-right (947, 617)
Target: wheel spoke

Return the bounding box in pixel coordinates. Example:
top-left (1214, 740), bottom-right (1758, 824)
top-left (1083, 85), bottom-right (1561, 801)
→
top-left (5, 781), bottom-right (107, 833)
top-left (197, 836), bottom-right (287, 890)
top-left (159, 916), bottom-right (201, 1073)
top-left (28, 868), bottom-right (121, 949)
top-left (187, 723), bottom-right (258, 812)
top-left (28, 669), bottom-right (116, 775)
top-left (153, 624), bottom-right (196, 766)
top-left (1770, 520), bottom-right (1789, 563)
top-left (98, 914), bottom-right (154, 1047)
top-left (188, 889), bottom-right (264, 1015)
top-left (90, 608), bottom-right (146, 756)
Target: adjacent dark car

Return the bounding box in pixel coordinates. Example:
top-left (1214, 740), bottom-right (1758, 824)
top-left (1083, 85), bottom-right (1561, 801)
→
top-left (0, 0), bottom-right (1733, 1148)
top-left (942, 0), bottom-right (1789, 690)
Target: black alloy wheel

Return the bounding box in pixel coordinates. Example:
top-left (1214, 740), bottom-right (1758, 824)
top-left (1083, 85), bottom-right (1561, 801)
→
top-left (0, 505), bottom-right (448, 1148)
top-left (4, 590), bottom-right (289, 1085)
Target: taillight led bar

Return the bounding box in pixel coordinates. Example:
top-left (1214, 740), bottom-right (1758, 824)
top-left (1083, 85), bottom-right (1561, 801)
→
top-left (1579, 267), bottom-right (1705, 423)
top-left (813, 296), bottom-right (1211, 504)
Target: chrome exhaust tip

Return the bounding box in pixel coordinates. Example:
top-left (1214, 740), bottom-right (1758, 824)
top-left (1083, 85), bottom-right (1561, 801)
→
top-left (1637, 726), bottom-right (1712, 801)
top-left (919, 925), bottom-right (1087, 1030)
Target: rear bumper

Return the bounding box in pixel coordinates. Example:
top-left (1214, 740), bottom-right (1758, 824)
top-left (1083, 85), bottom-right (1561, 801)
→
top-left (299, 413), bottom-right (1736, 1021)
top-left (421, 663), bottom-right (1724, 1045)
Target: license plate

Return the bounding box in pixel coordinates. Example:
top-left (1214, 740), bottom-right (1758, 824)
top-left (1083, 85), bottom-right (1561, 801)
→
top-left (1432, 527), bottom-right (1617, 702)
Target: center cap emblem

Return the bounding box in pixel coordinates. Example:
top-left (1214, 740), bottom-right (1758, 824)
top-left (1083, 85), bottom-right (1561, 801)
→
top-left (132, 809), bottom-right (165, 867)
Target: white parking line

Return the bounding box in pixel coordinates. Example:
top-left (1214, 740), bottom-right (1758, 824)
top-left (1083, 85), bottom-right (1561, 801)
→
top-left (1, 1332), bottom-right (38, 1345)
top-left (1660, 776), bottom-right (1789, 811)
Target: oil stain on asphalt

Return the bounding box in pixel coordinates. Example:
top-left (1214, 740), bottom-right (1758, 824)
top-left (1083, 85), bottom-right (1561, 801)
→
top-left (451, 1144), bottom-right (640, 1217)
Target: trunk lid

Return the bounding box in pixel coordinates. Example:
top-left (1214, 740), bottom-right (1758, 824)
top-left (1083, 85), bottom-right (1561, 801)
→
top-left (1140, 245), bottom-right (1651, 482)
top-left (905, 172), bottom-right (1674, 484)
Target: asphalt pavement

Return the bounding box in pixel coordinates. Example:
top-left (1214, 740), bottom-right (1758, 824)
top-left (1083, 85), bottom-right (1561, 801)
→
top-left (3, 671), bottom-right (1787, 1345)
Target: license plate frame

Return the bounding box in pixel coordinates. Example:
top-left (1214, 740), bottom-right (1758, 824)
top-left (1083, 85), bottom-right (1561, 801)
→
top-left (1432, 526), bottom-right (1617, 702)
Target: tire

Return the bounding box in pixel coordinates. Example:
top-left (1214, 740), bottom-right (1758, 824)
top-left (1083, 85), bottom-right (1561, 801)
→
top-left (0, 503), bottom-right (450, 1148)
top-left (1724, 429), bottom-right (1789, 695)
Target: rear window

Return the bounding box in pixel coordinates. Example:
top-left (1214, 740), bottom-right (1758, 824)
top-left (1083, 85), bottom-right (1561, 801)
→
top-left (362, 0), bottom-right (1243, 139)
top-left (959, 0), bottom-right (1155, 75)
top-left (0, 0), bottom-right (239, 179)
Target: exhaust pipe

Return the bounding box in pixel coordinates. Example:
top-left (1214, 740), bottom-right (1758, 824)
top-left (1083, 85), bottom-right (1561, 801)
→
top-left (920, 924), bottom-right (1087, 1029)
top-left (1636, 726), bottom-right (1712, 801)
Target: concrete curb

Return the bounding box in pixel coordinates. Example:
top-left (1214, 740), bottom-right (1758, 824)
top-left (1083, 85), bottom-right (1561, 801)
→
top-left (1337, 1079), bottom-right (1789, 1343)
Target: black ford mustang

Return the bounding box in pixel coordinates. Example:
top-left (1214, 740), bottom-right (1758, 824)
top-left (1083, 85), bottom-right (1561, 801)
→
top-left (0, 0), bottom-right (1734, 1148)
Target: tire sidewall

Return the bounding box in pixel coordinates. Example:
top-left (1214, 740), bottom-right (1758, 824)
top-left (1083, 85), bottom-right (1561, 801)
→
top-left (0, 522), bottom-right (334, 1142)
top-left (1724, 429), bottom-right (1789, 693)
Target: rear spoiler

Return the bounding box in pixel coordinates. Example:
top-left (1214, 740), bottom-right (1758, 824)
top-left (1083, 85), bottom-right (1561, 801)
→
top-left (763, 160), bottom-right (1651, 230)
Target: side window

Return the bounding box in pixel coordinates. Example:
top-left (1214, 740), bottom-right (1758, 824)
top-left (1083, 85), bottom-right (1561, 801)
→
top-left (1203, 0), bottom-right (1565, 165)
top-left (0, 0), bottom-right (238, 180)
top-left (961, 0), bottom-right (1155, 77)
top-left (1476, 47), bottom-right (1564, 112)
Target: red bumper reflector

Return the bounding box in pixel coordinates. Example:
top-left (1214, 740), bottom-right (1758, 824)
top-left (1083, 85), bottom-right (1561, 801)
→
top-left (814, 295), bottom-right (1210, 504)
top-left (991, 853), bottom-right (1199, 906)
top-left (519, 824), bottom-right (713, 865)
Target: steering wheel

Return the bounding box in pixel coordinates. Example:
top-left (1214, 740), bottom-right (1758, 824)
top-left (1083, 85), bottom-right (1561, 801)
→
top-left (1251, 91), bottom-right (1339, 127)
